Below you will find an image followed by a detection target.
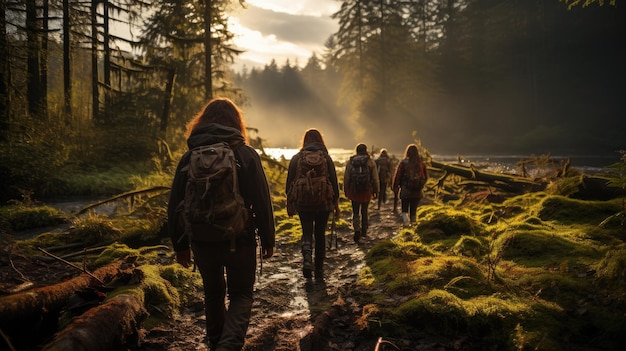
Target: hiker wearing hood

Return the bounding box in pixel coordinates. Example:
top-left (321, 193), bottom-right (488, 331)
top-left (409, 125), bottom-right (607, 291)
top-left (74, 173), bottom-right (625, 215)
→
top-left (167, 97), bottom-right (275, 351)
top-left (392, 144), bottom-right (428, 227)
top-left (344, 143), bottom-right (379, 243)
top-left (286, 128), bottom-right (339, 280)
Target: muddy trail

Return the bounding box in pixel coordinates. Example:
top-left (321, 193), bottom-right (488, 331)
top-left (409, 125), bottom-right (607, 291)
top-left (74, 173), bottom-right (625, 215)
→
top-left (137, 199), bottom-right (453, 351)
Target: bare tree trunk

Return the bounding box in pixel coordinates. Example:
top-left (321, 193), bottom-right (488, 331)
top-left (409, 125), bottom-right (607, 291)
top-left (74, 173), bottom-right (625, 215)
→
top-left (103, 0), bottom-right (111, 122)
top-left (204, 0), bottom-right (212, 100)
top-left (63, 0), bottom-right (72, 118)
top-left (161, 67), bottom-right (176, 133)
top-left (26, 0), bottom-right (43, 118)
top-left (91, 0), bottom-right (99, 121)
top-left (40, 0), bottom-right (49, 121)
top-left (0, 0), bottom-right (8, 140)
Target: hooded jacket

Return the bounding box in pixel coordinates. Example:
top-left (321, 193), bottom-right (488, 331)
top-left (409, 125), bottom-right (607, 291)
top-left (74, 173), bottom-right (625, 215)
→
top-left (168, 123), bottom-right (275, 252)
top-left (344, 151), bottom-right (380, 203)
top-left (286, 142), bottom-right (339, 213)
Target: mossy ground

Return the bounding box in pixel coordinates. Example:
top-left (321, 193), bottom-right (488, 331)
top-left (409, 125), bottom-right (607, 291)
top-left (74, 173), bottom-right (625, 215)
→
top-left (2, 161), bottom-right (625, 350)
top-left (356, 193), bottom-right (626, 350)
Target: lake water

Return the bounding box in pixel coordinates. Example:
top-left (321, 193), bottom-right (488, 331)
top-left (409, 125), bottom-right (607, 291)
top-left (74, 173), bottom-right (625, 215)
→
top-left (262, 147), bottom-right (620, 176)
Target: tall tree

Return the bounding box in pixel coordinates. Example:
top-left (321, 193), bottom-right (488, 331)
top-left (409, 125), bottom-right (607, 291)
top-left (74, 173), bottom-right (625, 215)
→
top-left (26, 0), bottom-right (44, 119)
top-left (62, 0), bottom-right (71, 117)
top-left (0, 0), bottom-right (8, 140)
top-left (140, 0), bottom-right (243, 134)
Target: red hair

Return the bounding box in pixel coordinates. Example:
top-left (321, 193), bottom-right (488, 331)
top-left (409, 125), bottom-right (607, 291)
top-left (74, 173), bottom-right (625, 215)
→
top-left (185, 97), bottom-right (248, 143)
top-left (300, 128), bottom-right (326, 148)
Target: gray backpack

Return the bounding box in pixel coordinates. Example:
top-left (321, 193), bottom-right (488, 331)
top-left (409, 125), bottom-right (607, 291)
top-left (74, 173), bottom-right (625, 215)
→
top-left (181, 142), bottom-right (249, 251)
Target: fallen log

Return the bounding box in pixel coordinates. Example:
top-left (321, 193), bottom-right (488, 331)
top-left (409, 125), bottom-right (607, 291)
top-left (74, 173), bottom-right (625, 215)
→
top-left (41, 293), bottom-right (147, 351)
top-left (76, 186), bottom-right (170, 215)
top-left (0, 262), bottom-right (121, 334)
top-left (429, 160), bottom-right (545, 193)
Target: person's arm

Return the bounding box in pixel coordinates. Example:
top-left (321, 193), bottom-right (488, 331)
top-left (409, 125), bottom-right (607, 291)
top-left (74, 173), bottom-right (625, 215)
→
top-left (327, 155), bottom-right (340, 205)
top-left (167, 152), bottom-right (192, 267)
top-left (343, 161), bottom-right (349, 197)
top-left (240, 147), bottom-right (275, 254)
top-left (369, 158), bottom-right (380, 194)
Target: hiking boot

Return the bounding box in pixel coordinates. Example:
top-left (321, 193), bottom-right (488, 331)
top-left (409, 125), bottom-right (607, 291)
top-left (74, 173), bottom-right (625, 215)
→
top-left (401, 213), bottom-right (409, 226)
top-left (361, 226), bottom-right (368, 237)
top-left (353, 230), bottom-right (361, 243)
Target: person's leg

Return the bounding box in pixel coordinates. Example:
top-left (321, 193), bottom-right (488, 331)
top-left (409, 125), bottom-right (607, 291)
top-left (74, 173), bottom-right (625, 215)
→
top-left (216, 245), bottom-right (257, 351)
top-left (192, 243), bottom-right (226, 348)
top-left (409, 198), bottom-right (420, 224)
top-left (401, 198), bottom-right (410, 226)
top-left (380, 182), bottom-right (388, 204)
top-left (313, 210), bottom-right (331, 276)
top-left (361, 201), bottom-right (369, 237)
top-left (299, 212), bottom-right (314, 278)
top-left (352, 201), bottom-right (362, 243)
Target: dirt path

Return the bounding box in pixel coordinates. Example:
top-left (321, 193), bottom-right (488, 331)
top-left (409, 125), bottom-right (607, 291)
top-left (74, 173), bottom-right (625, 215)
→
top-left (137, 199), bottom-right (405, 351)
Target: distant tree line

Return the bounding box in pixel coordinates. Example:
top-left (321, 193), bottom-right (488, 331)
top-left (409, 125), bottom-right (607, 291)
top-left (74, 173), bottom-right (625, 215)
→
top-left (0, 0), bottom-right (624, 201)
top-left (236, 0), bottom-right (625, 155)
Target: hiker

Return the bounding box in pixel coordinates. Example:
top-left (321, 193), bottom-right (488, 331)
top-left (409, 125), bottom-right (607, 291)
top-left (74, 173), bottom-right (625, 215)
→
top-left (375, 148), bottom-right (393, 210)
top-left (344, 143), bottom-right (379, 243)
top-left (167, 97), bottom-right (275, 351)
top-left (392, 144), bottom-right (428, 226)
top-left (286, 128), bottom-right (339, 279)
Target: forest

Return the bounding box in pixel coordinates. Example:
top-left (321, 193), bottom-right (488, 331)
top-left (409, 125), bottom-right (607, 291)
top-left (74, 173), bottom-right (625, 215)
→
top-left (1, 0), bottom-right (625, 201)
top-left (2, 1), bottom-right (626, 350)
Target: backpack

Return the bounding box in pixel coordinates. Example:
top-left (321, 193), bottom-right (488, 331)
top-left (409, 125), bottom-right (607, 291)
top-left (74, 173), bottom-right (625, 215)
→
top-left (349, 154), bottom-right (371, 193)
top-left (289, 150), bottom-right (334, 208)
top-left (181, 141), bottom-right (249, 251)
top-left (403, 159), bottom-right (426, 191)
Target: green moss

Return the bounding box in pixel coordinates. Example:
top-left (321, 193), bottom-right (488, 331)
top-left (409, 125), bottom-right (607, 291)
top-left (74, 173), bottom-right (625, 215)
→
top-left (94, 242), bottom-right (141, 266)
top-left (495, 229), bottom-right (603, 267)
top-left (451, 235), bottom-right (487, 257)
top-left (138, 265), bottom-right (181, 325)
top-left (536, 195), bottom-right (622, 225)
top-left (415, 207), bottom-right (484, 244)
top-left (594, 244), bottom-right (626, 285)
top-left (159, 264), bottom-right (203, 305)
top-left (0, 204), bottom-right (68, 231)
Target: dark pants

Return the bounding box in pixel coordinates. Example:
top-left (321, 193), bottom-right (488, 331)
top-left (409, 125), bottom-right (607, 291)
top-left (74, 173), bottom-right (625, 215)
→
top-left (401, 197), bottom-right (421, 222)
top-left (378, 181), bottom-right (388, 208)
top-left (351, 200), bottom-right (369, 234)
top-left (298, 210), bottom-right (330, 271)
top-left (192, 242), bottom-right (257, 351)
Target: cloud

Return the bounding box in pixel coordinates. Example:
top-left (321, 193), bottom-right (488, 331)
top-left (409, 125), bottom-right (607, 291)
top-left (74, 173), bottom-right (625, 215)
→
top-left (230, 2), bottom-right (338, 70)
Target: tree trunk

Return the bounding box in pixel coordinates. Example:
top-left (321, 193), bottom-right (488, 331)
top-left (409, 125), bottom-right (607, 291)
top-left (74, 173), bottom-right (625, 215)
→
top-left (41, 293), bottom-right (147, 351)
top-left (26, 0), bottom-right (43, 119)
top-left (160, 67), bottom-right (176, 133)
top-left (103, 0), bottom-right (111, 122)
top-left (40, 0), bottom-right (49, 121)
top-left (63, 0), bottom-right (72, 118)
top-left (91, 0), bottom-right (100, 121)
top-left (0, 263), bottom-right (121, 333)
top-left (204, 0), bottom-right (213, 100)
top-left (0, 0), bottom-right (8, 141)
top-left (429, 160), bottom-right (545, 193)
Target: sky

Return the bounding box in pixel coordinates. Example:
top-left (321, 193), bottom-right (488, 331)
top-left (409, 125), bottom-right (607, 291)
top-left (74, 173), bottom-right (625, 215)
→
top-left (228, 0), bottom-right (340, 71)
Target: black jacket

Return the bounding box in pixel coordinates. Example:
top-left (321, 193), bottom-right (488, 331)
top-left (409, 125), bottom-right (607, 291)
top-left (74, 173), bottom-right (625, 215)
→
top-left (286, 142), bottom-right (339, 212)
top-left (168, 123), bottom-right (275, 252)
